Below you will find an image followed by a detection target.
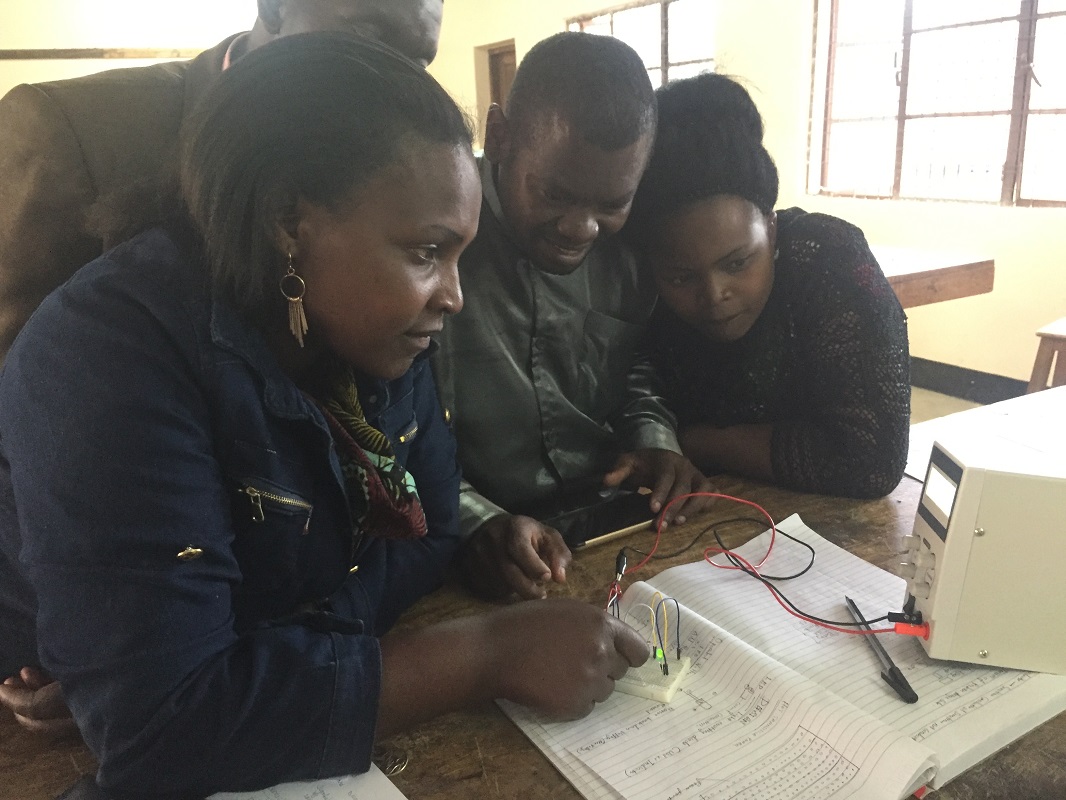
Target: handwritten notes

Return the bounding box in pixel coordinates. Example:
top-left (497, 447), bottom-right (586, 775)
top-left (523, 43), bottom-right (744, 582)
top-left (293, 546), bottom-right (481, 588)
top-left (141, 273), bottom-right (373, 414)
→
top-left (647, 515), bottom-right (1066, 787)
top-left (504, 575), bottom-right (934, 800)
top-left (501, 515), bottom-right (1066, 799)
top-left (207, 765), bottom-right (406, 800)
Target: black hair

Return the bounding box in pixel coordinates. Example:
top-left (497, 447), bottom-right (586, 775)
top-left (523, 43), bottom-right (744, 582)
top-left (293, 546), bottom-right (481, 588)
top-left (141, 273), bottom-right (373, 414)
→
top-left (180, 30), bottom-right (473, 325)
top-left (627, 72), bottom-right (779, 243)
top-left (505, 31), bottom-right (656, 151)
top-left (256, 0), bottom-right (445, 66)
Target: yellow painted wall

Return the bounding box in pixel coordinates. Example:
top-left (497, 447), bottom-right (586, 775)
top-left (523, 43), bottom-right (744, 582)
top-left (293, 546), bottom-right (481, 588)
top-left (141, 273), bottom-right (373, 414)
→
top-left (429, 0), bottom-right (626, 140)
top-left (431, 0), bottom-right (1066, 383)
top-left (0, 1), bottom-right (251, 97)
top-left (0, 0), bottom-right (251, 48)
top-left (3, 0), bottom-right (1062, 382)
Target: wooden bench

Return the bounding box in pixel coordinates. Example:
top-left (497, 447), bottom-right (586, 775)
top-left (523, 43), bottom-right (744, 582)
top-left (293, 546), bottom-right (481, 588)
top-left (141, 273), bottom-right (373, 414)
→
top-left (1027, 317), bottom-right (1066, 393)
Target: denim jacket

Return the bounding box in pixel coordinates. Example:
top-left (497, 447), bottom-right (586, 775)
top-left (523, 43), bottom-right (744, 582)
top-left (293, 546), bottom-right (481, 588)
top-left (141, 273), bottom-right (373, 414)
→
top-left (0, 227), bottom-right (461, 796)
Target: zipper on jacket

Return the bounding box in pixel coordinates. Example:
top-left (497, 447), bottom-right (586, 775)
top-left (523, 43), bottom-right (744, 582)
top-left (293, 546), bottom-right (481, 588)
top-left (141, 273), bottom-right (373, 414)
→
top-left (242, 485), bottom-right (313, 533)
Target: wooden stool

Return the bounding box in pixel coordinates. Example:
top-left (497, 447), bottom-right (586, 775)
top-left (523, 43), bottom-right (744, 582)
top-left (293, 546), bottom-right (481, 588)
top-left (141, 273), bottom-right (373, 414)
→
top-left (1027, 317), bottom-right (1066, 392)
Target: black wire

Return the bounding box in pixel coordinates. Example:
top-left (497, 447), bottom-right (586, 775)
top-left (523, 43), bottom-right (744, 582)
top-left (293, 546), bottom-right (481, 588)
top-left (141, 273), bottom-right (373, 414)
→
top-left (653, 596), bottom-right (681, 654)
top-left (623, 515), bottom-right (776, 560)
top-left (712, 526), bottom-right (815, 580)
top-left (607, 583), bottom-right (621, 618)
top-left (717, 546), bottom-right (889, 627)
top-left (620, 514), bottom-right (888, 629)
top-left (624, 527), bottom-right (707, 559)
top-left (703, 516), bottom-right (889, 627)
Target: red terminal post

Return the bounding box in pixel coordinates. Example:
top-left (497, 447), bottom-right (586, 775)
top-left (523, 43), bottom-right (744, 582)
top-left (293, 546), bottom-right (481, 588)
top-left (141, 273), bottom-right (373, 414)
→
top-left (894, 621), bottom-right (930, 640)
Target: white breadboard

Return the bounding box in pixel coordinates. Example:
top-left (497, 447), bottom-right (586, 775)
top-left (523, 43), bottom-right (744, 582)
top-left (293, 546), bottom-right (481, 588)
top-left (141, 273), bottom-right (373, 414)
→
top-left (615, 656), bottom-right (691, 703)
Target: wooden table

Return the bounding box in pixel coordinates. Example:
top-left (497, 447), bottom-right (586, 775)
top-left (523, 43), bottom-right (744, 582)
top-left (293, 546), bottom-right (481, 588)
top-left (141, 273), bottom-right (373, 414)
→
top-left (3, 475), bottom-right (1064, 800)
top-left (872, 246), bottom-right (995, 309)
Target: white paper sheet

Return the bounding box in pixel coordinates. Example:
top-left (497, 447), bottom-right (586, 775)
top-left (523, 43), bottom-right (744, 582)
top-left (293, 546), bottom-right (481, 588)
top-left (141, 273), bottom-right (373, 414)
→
top-left (208, 764), bottom-right (407, 800)
top-left (646, 515), bottom-right (1066, 787)
top-left (502, 514), bottom-right (1066, 798)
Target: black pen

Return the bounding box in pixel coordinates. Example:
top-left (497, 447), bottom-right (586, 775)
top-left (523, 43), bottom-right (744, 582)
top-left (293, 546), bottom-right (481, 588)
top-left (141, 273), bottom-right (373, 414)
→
top-left (844, 595), bottom-right (919, 704)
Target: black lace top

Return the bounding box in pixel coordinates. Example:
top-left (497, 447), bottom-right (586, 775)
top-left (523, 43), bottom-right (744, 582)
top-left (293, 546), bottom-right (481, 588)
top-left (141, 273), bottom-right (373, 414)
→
top-left (648, 208), bottom-right (910, 498)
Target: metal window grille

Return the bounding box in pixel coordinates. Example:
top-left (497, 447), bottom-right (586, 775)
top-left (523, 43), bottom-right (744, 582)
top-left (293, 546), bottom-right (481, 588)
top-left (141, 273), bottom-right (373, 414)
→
top-left (568, 0), bottom-right (717, 87)
top-left (817, 0), bottom-right (1066, 206)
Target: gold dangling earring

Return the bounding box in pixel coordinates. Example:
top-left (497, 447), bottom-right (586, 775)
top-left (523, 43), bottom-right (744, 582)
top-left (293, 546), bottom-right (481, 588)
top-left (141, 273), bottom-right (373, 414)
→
top-left (280, 253), bottom-right (308, 348)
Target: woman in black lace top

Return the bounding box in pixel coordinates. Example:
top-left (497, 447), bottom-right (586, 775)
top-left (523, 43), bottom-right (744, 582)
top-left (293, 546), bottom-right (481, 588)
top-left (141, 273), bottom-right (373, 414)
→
top-left (626, 73), bottom-right (909, 498)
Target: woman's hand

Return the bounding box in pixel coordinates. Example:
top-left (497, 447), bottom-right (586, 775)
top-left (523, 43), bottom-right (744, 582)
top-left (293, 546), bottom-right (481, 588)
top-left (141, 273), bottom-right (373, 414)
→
top-left (0, 666), bottom-right (78, 735)
top-left (457, 514), bottom-right (571, 600)
top-left (376, 598), bottom-right (649, 736)
top-left (483, 599), bottom-right (650, 719)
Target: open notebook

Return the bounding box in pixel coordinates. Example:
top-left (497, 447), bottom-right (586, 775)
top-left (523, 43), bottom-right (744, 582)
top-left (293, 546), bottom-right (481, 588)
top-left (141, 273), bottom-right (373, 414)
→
top-left (501, 514), bottom-right (1066, 800)
top-left (208, 763), bottom-right (406, 800)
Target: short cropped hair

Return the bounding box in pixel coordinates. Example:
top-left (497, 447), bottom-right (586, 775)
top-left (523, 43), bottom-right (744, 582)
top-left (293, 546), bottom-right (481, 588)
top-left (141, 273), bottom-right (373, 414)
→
top-left (505, 32), bottom-right (656, 151)
top-left (627, 72), bottom-right (779, 240)
top-left (181, 31), bottom-right (473, 325)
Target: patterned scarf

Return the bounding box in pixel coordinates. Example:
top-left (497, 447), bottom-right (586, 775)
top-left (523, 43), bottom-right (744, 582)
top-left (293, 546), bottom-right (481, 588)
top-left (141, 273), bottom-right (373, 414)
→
top-left (309, 363), bottom-right (427, 548)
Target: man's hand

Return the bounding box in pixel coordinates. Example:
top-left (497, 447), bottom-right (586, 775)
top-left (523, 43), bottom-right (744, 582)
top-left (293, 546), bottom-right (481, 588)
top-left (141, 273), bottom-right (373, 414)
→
top-left (0, 666), bottom-right (78, 735)
top-left (457, 514), bottom-right (571, 601)
top-left (603, 448), bottom-right (716, 525)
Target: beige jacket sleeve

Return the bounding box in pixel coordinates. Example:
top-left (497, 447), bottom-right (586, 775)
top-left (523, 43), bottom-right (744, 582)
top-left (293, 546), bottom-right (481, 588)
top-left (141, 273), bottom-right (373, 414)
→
top-left (0, 84), bottom-right (103, 362)
top-left (0, 36), bottom-right (235, 366)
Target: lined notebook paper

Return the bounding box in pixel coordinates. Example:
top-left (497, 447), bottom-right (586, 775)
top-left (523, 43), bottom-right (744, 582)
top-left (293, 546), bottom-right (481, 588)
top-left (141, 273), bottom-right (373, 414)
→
top-left (502, 514), bottom-right (1066, 800)
top-left (208, 764), bottom-right (407, 800)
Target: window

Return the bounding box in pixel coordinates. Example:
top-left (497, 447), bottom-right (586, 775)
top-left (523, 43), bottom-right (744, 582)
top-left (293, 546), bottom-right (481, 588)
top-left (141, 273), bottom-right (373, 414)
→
top-left (816, 0), bottom-right (1066, 205)
top-left (568, 0), bottom-right (716, 88)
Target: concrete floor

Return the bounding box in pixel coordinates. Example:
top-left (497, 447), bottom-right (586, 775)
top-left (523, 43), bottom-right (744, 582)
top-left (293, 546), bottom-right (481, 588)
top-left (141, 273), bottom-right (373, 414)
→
top-left (910, 386), bottom-right (982, 424)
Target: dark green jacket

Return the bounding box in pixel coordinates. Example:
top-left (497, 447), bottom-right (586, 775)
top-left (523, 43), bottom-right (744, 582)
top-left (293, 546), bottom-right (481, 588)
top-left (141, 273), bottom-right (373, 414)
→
top-left (434, 159), bottom-right (680, 535)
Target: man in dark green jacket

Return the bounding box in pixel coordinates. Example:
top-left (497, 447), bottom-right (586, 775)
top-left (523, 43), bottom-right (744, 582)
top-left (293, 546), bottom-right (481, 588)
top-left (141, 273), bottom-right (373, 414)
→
top-left (438, 33), bottom-right (715, 602)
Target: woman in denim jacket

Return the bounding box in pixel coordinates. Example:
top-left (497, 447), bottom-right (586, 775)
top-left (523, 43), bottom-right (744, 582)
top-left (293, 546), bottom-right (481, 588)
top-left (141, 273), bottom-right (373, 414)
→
top-left (0, 33), bottom-right (647, 797)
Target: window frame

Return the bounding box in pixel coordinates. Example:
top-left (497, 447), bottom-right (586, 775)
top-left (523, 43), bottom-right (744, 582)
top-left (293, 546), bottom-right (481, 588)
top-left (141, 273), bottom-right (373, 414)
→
top-left (567, 0), bottom-right (715, 85)
top-left (816, 0), bottom-right (1066, 207)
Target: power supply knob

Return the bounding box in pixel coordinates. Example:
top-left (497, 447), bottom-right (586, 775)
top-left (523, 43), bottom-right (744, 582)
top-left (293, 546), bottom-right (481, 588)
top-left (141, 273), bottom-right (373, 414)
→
top-left (915, 550), bottom-right (936, 569)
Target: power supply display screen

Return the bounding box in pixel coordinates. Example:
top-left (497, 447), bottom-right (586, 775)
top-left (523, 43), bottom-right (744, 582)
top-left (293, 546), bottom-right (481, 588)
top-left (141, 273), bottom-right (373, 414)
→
top-left (924, 465), bottom-right (957, 525)
top-left (919, 445), bottom-right (964, 541)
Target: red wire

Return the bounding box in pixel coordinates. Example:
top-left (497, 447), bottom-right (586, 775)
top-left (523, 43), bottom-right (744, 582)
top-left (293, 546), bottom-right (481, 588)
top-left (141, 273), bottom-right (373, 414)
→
top-left (607, 490), bottom-right (898, 636)
top-left (701, 545), bottom-right (895, 635)
top-left (627, 491), bottom-right (778, 575)
top-left (604, 581), bottom-right (622, 612)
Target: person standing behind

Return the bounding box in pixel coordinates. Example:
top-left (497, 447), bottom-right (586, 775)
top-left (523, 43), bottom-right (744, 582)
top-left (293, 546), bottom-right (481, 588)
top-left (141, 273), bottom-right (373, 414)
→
top-left (625, 73), bottom-right (909, 499)
top-left (436, 33), bottom-right (715, 601)
top-left (0, 0), bottom-right (444, 734)
top-left (0, 0), bottom-right (444, 364)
